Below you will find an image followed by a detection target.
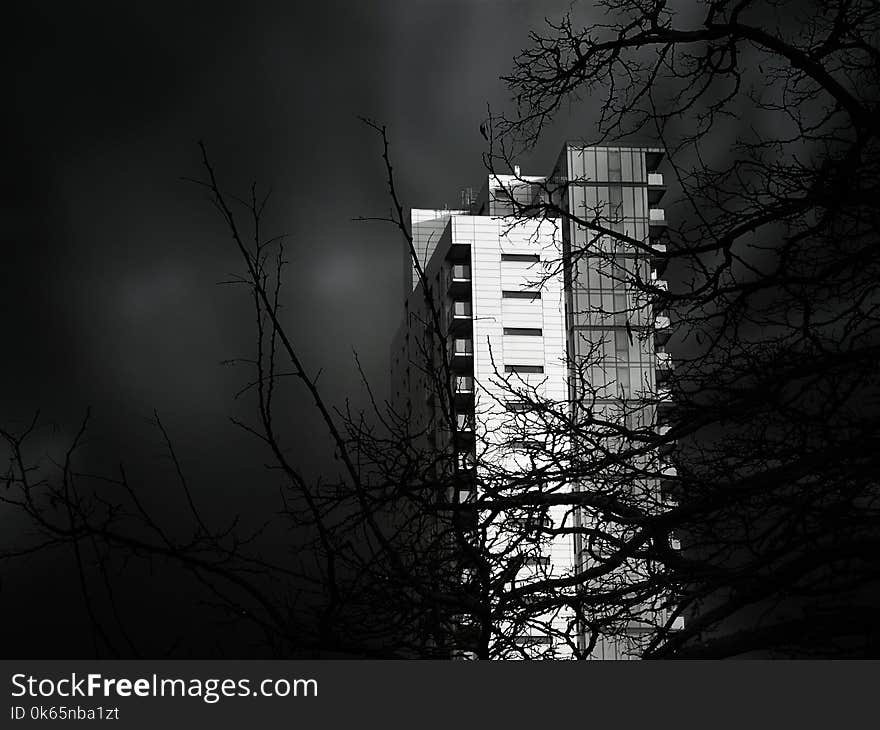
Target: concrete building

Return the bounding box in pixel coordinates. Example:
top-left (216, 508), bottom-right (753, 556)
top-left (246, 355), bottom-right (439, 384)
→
top-left (390, 143), bottom-right (671, 659)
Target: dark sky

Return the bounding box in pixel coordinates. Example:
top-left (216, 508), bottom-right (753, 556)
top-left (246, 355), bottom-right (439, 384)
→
top-left (2, 0), bottom-right (598, 656)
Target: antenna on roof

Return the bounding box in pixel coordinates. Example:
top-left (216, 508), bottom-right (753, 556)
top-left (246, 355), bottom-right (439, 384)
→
top-left (459, 187), bottom-right (476, 211)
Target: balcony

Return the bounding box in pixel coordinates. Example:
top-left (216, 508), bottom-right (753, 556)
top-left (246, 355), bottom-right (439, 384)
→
top-left (645, 150), bottom-right (664, 172)
top-left (651, 278), bottom-right (670, 319)
top-left (454, 468), bottom-right (478, 494)
top-left (658, 451), bottom-right (677, 503)
top-left (660, 462), bottom-right (678, 478)
top-left (448, 262), bottom-right (472, 296)
top-left (651, 277), bottom-right (669, 293)
top-left (454, 376), bottom-right (475, 406)
top-left (658, 438), bottom-right (675, 458)
top-left (451, 337), bottom-right (474, 369)
top-left (650, 242), bottom-right (668, 276)
top-left (656, 386), bottom-right (674, 424)
top-left (452, 502), bottom-right (478, 532)
top-left (457, 449), bottom-right (476, 473)
top-left (448, 300), bottom-right (472, 333)
top-left (656, 350), bottom-right (673, 386)
top-left (655, 314), bottom-right (671, 347)
top-left (456, 412), bottom-right (474, 432)
top-left (659, 460), bottom-right (679, 505)
top-left (449, 239), bottom-right (472, 260)
top-left (649, 208), bottom-right (667, 235)
top-left (453, 412), bottom-right (475, 447)
top-left (647, 172), bottom-right (666, 204)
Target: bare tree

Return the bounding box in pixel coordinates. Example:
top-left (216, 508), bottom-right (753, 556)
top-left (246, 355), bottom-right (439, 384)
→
top-left (0, 128), bottom-right (670, 660)
top-left (481, 0), bottom-right (880, 657)
top-left (4, 0), bottom-right (878, 659)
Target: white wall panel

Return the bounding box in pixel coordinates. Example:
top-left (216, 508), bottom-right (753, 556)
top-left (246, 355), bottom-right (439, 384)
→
top-left (502, 335), bottom-right (545, 367)
top-left (500, 259), bottom-right (545, 291)
top-left (501, 300), bottom-right (544, 328)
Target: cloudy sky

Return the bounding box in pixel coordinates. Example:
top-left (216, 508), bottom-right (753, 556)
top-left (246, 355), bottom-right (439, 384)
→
top-left (3, 0), bottom-right (597, 452)
top-left (3, 0), bottom-right (604, 655)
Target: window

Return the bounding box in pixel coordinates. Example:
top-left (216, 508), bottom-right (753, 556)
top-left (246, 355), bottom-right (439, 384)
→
top-left (505, 401), bottom-right (531, 412)
top-left (614, 329), bottom-right (630, 359)
top-left (451, 263), bottom-right (471, 280)
top-left (509, 440), bottom-right (543, 450)
top-left (617, 367), bottom-right (631, 394)
top-left (503, 327), bottom-right (542, 336)
top-left (625, 409), bottom-right (643, 431)
top-left (609, 185), bottom-right (623, 219)
top-left (524, 556), bottom-right (551, 568)
top-left (514, 636), bottom-right (552, 646)
top-left (505, 365), bottom-right (544, 374)
top-left (456, 413), bottom-right (474, 431)
top-left (502, 290), bottom-right (542, 300)
top-left (608, 150), bottom-right (622, 182)
top-left (453, 338), bottom-right (473, 355)
top-left (501, 253), bottom-right (540, 262)
top-left (453, 301), bottom-right (472, 317)
top-left (510, 515), bottom-right (552, 533)
top-left (455, 376), bottom-right (474, 393)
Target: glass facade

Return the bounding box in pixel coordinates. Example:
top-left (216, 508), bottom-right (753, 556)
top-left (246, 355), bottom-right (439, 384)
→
top-left (558, 145), bottom-right (660, 401)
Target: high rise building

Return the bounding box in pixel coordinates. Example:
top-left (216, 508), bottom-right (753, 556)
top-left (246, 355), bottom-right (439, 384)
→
top-left (390, 143), bottom-right (671, 659)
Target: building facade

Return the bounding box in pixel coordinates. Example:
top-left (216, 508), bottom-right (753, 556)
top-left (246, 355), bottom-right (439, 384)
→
top-left (390, 143), bottom-right (671, 659)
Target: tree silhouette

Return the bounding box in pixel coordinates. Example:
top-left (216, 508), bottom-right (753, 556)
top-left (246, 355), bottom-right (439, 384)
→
top-left (485, 0), bottom-right (880, 657)
top-left (3, 0), bottom-right (879, 659)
